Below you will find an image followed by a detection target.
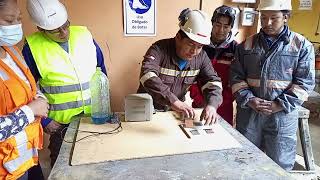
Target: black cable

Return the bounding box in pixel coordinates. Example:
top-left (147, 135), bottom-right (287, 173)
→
top-left (62, 120), bottom-right (122, 143)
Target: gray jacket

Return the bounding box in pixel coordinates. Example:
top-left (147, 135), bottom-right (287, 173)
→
top-left (230, 27), bottom-right (315, 113)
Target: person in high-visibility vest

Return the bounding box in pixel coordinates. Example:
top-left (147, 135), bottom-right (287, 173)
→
top-left (0, 0), bottom-right (49, 179)
top-left (22, 0), bottom-right (107, 168)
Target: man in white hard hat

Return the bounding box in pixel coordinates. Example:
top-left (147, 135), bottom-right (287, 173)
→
top-left (22, 0), bottom-right (107, 167)
top-left (137, 9), bottom-right (223, 125)
top-left (230, 0), bottom-right (315, 170)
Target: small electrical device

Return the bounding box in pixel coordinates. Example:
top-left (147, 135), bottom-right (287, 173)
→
top-left (125, 93), bottom-right (153, 122)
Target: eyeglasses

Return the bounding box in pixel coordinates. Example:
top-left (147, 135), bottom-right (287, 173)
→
top-left (45, 20), bottom-right (70, 34)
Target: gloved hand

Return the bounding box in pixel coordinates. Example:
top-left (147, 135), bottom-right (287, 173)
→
top-left (200, 105), bottom-right (217, 125)
top-left (171, 100), bottom-right (195, 119)
top-left (44, 120), bottom-right (62, 135)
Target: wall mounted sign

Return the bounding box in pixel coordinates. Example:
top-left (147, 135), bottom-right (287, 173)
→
top-left (123, 0), bottom-right (156, 36)
top-left (299, 0), bottom-right (312, 10)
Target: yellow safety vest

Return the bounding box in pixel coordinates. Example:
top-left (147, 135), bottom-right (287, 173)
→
top-left (26, 26), bottom-right (97, 124)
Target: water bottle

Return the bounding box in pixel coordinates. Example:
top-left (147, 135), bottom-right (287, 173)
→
top-left (90, 67), bottom-right (111, 124)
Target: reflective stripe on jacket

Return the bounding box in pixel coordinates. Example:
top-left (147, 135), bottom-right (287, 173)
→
top-left (137, 38), bottom-right (222, 110)
top-left (230, 28), bottom-right (315, 113)
top-left (0, 46), bottom-right (43, 179)
top-left (26, 26), bottom-right (97, 124)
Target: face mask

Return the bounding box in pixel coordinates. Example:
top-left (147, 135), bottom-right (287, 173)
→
top-left (0, 24), bottom-right (23, 46)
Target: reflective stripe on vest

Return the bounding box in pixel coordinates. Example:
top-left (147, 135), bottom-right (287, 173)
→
top-left (6, 46), bottom-right (27, 67)
top-left (0, 70), bottom-right (8, 80)
top-left (50, 98), bottom-right (91, 111)
top-left (26, 26), bottom-right (97, 124)
top-left (3, 131), bottom-right (38, 173)
top-left (40, 82), bottom-right (90, 94)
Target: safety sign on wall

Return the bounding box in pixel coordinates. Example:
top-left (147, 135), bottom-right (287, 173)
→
top-left (299, 0), bottom-right (312, 10)
top-left (123, 0), bottom-right (156, 36)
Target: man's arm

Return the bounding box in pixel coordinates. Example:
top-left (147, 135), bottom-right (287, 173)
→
top-left (276, 41), bottom-right (315, 113)
top-left (22, 43), bottom-right (41, 82)
top-left (0, 106), bottom-right (35, 142)
top-left (139, 43), bottom-right (178, 106)
top-left (230, 43), bottom-right (255, 108)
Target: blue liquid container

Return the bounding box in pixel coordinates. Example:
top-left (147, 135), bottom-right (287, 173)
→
top-left (90, 67), bottom-right (111, 124)
top-left (91, 114), bottom-right (109, 124)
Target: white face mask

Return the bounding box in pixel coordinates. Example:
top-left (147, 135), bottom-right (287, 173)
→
top-left (0, 24), bottom-right (23, 46)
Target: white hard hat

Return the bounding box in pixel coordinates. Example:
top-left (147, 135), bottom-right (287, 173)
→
top-left (27, 0), bottom-right (68, 30)
top-left (257, 0), bottom-right (292, 11)
top-left (179, 9), bottom-right (212, 45)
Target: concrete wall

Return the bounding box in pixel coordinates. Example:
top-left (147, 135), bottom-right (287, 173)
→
top-left (18, 0), bottom-right (258, 112)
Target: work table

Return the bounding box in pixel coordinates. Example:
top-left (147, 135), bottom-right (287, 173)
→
top-left (48, 113), bottom-right (293, 180)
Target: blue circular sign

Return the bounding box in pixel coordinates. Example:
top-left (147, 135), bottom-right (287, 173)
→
top-left (128, 0), bottom-right (151, 14)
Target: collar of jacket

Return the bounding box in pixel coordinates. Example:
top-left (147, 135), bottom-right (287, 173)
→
top-left (260, 25), bottom-right (289, 48)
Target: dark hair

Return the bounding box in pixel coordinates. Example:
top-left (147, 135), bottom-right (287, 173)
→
top-left (0, 0), bottom-right (13, 10)
top-left (281, 10), bottom-right (291, 18)
top-left (177, 30), bottom-right (188, 39)
top-left (211, 5), bottom-right (236, 28)
top-left (213, 14), bottom-right (233, 26)
top-left (0, 0), bottom-right (6, 9)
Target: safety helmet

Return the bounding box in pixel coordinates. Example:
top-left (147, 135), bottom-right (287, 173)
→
top-left (257, 0), bottom-right (292, 11)
top-left (212, 5), bottom-right (236, 28)
top-left (27, 0), bottom-right (68, 30)
top-left (178, 9), bottom-right (212, 45)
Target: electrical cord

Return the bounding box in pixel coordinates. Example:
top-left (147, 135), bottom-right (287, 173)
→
top-left (62, 117), bottom-right (123, 143)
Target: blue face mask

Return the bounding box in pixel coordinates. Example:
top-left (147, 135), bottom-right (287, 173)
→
top-left (0, 24), bottom-right (23, 46)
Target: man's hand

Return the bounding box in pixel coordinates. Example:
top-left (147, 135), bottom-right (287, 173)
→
top-left (259, 101), bottom-right (283, 115)
top-left (200, 105), bottom-right (218, 125)
top-left (247, 97), bottom-right (270, 112)
top-left (27, 97), bottom-right (49, 118)
top-left (44, 120), bottom-right (62, 135)
top-left (171, 100), bottom-right (195, 119)
top-left (248, 97), bottom-right (283, 115)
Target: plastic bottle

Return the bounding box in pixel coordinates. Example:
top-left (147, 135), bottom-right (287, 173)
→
top-left (90, 67), bottom-right (111, 124)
